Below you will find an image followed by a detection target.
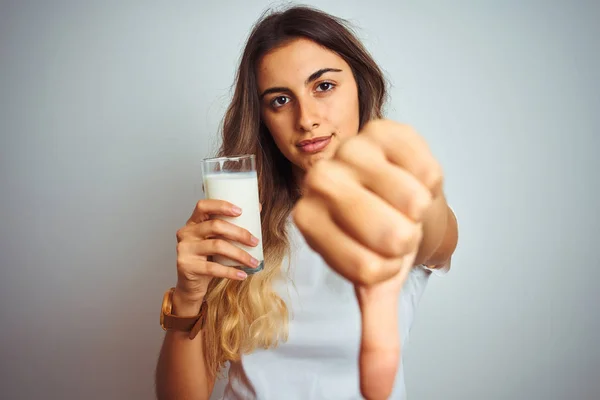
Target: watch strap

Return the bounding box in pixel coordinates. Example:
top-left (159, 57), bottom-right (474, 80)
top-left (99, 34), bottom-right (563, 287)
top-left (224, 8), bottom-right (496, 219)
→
top-left (160, 288), bottom-right (207, 339)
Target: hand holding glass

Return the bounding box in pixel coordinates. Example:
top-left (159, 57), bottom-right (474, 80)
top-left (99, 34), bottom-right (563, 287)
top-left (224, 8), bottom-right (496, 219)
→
top-left (201, 155), bottom-right (264, 274)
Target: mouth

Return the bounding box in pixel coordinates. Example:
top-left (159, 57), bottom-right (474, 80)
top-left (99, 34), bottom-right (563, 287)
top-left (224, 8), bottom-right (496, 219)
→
top-left (296, 135), bottom-right (333, 153)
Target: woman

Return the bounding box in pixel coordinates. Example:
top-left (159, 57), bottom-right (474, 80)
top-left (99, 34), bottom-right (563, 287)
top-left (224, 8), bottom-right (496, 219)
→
top-left (156, 5), bottom-right (458, 400)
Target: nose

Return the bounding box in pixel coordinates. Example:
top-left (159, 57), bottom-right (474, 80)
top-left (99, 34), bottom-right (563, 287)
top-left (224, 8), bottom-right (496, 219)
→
top-left (296, 98), bottom-right (321, 132)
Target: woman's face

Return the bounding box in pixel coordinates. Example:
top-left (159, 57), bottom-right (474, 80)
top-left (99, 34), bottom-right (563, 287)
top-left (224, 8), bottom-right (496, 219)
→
top-left (257, 38), bottom-right (360, 175)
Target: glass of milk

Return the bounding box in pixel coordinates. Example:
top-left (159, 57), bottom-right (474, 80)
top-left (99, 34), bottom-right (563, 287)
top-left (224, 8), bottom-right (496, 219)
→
top-left (201, 154), bottom-right (264, 275)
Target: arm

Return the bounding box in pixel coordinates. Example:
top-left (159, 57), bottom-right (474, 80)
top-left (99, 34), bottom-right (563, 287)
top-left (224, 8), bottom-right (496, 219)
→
top-left (414, 193), bottom-right (459, 268)
top-left (155, 291), bottom-right (215, 400)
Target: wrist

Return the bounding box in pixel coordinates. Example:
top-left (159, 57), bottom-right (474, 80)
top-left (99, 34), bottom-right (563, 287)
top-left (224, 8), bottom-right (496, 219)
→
top-left (172, 288), bottom-right (204, 317)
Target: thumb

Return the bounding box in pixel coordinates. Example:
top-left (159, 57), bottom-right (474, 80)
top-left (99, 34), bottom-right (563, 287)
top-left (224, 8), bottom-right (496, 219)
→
top-left (355, 250), bottom-right (418, 400)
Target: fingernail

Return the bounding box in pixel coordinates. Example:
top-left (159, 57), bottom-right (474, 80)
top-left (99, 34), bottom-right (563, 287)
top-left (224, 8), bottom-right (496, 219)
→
top-left (250, 236), bottom-right (259, 246)
top-left (236, 271), bottom-right (247, 279)
top-left (251, 257), bottom-right (259, 267)
top-left (231, 206), bottom-right (242, 215)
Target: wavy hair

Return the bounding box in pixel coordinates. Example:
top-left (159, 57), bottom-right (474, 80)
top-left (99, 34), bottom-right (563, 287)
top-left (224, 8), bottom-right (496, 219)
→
top-left (202, 5), bottom-right (388, 378)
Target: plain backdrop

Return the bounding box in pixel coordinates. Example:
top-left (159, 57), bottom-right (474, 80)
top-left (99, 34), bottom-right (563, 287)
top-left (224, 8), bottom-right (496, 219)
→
top-left (1, 1), bottom-right (599, 399)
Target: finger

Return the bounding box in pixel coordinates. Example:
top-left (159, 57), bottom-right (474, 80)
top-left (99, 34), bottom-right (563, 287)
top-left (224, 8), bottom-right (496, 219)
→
top-left (303, 161), bottom-right (421, 259)
top-left (356, 247), bottom-right (419, 400)
top-left (292, 196), bottom-right (401, 286)
top-left (178, 258), bottom-right (248, 281)
top-left (191, 219), bottom-right (259, 247)
top-left (184, 239), bottom-right (259, 270)
top-left (361, 121), bottom-right (443, 197)
top-left (336, 136), bottom-right (433, 221)
top-left (187, 199), bottom-right (243, 225)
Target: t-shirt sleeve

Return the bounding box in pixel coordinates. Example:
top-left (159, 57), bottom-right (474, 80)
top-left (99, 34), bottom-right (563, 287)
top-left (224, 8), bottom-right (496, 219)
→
top-left (423, 258), bottom-right (451, 276)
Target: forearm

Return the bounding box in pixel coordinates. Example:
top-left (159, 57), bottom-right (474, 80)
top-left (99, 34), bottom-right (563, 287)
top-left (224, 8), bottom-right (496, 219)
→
top-left (155, 294), bottom-right (213, 400)
top-left (414, 193), bottom-right (457, 267)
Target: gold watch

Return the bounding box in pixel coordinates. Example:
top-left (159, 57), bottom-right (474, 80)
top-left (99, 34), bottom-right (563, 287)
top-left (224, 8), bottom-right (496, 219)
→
top-left (160, 288), bottom-right (207, 340)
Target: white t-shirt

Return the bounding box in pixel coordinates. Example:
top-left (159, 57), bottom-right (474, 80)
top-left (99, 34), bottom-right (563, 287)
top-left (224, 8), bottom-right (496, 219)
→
top-left (212, 219), bottom-right (445, 399)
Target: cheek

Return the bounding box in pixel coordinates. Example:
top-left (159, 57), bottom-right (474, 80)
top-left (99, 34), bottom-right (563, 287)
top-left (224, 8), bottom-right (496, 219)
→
top-left (262, 113), bottom-right (282, 140)
top-left (262, 115), bottom-right (296, 154)
top-left (333, 91), bottom-right (360, 139)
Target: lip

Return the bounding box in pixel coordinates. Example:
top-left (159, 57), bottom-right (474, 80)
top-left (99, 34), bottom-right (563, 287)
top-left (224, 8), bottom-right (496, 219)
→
top-left (297, 135), bottom-right (332, 153)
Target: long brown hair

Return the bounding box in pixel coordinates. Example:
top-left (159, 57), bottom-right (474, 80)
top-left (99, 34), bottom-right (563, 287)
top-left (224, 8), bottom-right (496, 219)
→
top-left (203, 5), bottom-right (388, 378)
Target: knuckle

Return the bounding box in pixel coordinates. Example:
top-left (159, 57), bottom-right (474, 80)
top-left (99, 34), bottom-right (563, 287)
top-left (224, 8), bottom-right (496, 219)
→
top-left (367, 118), bottom-right (387, 131)
top-left (176, 241), bottom-right (187, 255)
top-left (364, 125), bottom-right (384, 143)
top-left (417, 163), bottom-right (442, 192)
top-left (354, 254), bottom-right (380, 286)
top-left (383, 119), bottom-right (402, 135)
top-left (176, 258), bottom-right (185, 272)
top-left (293, 199), bottom-right (320, 237)
top-left (176, 253), bottom-right (190, 274)
top-left (209, 218), bottom-right (224, 231)
top-left (176, 254), bottom-right (184, 269)
top-left (393, 122), bottom-right (418, 140)
top-left (407, 191), bottom-right (433, 219)
top-left (385, 225), bottom-right (412, 257)
top-left (335, 143), bottom-right (351, 161)
top-left (292, 200), bottom-right (310, 231)
top-left (398, 122), bottom-right (416, 134)
top-left (429, 161), bottom-right (444, 183)
top-left (213, 239), bottom-right (227, 254)
top-left (176, 227), bottom-right (186, 242)
top-left (336, 138), bottom-right (361, 161)
top-left (176, 243), bottom-right (197, 276)
top-left (430, 166), bottom-right (444, 189)
top-left (303, 167), bottom-right (320, 192)
top-left (303, 161), bottom-right (333, 193)
top-left (375, 122), bottom-right (392, 139)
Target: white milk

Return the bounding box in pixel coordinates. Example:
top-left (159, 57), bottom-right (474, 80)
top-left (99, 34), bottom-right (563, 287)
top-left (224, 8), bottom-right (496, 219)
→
top-left (203, 171), bottom-right (264, 272)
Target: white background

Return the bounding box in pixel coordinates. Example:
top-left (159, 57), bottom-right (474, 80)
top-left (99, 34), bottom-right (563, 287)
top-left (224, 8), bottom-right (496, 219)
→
top-left (1, 1), bottom-right (598, 399)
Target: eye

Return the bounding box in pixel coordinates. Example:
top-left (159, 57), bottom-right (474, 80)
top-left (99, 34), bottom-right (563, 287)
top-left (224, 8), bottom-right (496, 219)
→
top-left (271, 96), bottom-right (290, 108)
top-left (316, 82), bottom-right (335, 92)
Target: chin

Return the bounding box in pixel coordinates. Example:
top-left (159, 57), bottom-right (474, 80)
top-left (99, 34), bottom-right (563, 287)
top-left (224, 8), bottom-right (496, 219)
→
top-left (302, 151), bottom-right (332, 170)
top-left (287, 140), bottom-right (338, 173)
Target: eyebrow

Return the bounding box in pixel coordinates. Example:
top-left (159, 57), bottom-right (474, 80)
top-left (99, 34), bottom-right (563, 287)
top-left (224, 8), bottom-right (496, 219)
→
top-left (259, 68), bottom-right (342, 100)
